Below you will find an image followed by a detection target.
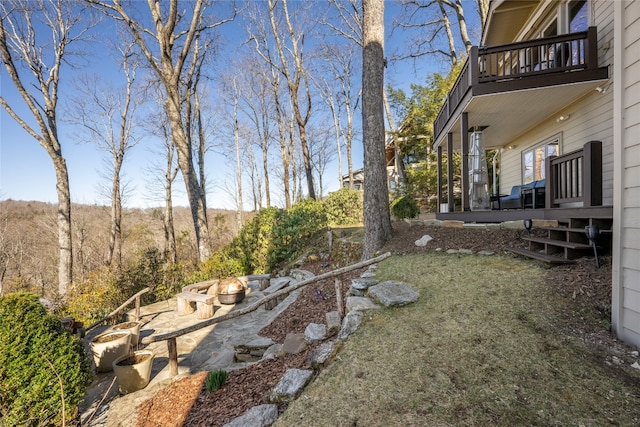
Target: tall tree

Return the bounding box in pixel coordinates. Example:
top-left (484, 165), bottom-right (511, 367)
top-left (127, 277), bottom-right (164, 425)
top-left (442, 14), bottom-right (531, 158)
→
top-left (89, 0), bottom-right (234, 263)
top-left (67, 41), bottom-right (141, 267)
top-left (264, 0), bottom-right (316, 199)
top-left (0, 0), bottom-right (92, 295)
top-left (361, 0), bottom-right (392, 259)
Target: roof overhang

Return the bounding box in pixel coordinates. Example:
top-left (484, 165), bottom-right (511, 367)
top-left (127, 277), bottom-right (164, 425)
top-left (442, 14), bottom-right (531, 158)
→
top-left (434, 78), bottom-right (608, 151)
top-left (482, 1), bottom-right (539, 46)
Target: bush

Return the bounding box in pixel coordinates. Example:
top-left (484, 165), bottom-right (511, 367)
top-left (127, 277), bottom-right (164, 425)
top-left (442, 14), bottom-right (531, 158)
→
top-left (391, 196), bottom-right (420, 219)
top-left (323, 187), bottom-right (363, 226)
top-left (205, 369), bottom-right (228, 393)
top-left (0, 293), bottom-right (93, 426)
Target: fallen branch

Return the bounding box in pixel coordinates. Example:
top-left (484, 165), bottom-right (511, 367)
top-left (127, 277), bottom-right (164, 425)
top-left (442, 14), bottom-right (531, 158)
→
top-left (142, 252), bottom-right (391, 344)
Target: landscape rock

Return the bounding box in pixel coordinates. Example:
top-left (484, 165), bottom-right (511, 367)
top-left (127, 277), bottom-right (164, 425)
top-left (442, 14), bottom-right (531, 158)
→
top-left (223, 404), bottom-right (279, 427)
top-left (458, 249), bottom-right (474, 255)
top-left (368, 281), bottom-right (419, 307)
top-left (442, 220), bottom-right (464, 228)
top-left (345, 296), bottom-right (380, 313)
top-left (478, 250), bottom-right (495, 256)
top-left (261, 343), bottom-right (284, 361)
top-left (350, 278), bottom-right (378, 295)
top-left (414, 234), bottom-right (433, 246)
top-left (304, 323), bottom-right (326, 343)
top-left (282, 333), bottom-right (306, 354)
top-left (446, 249), bottom-right (459, 254)
top-left (289, 269), bottom-right (315, 281)
top-left (325, 311), bottom-right (341, 336)
top-left (337, 310), bottom-right (363, 341)
top-left (360, 271), bottom-right (377, 278)
top-left (308, 340), bottom-right (340, 369)
top-left (268, 369), bottom-right (314, 403)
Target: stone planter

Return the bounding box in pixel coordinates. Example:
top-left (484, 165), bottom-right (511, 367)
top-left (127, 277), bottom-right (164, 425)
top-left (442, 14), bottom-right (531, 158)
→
top-left (90, 331), bottom-right (132, 373)
top-left (112, 350), bottom-right (155, 394)
top-left (110, 321), bottom-right (141, 348)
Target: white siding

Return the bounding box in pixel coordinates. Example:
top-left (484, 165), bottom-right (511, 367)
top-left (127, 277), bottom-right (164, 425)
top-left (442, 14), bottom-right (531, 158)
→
top-left (613, 0), bottom-right (640, 349)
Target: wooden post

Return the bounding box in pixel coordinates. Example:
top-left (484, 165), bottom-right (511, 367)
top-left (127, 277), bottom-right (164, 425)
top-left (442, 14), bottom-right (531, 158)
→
top-left (461, 112), bottom-right (470, 211)
top-left (437, 145), bottom-right (443, 212)
top-left (447, 133), bottom-right (454, 212)
top-left (335, 277), bottom-right (344, 318)
top-left (135, 296), bottom-right (141, 321)
top-left (168, 338), bottom-right (178, 377)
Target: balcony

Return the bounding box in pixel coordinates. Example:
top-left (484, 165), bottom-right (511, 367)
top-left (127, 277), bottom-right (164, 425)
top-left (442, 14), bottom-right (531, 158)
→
top-left (433, 27), bottom-right (608, 146)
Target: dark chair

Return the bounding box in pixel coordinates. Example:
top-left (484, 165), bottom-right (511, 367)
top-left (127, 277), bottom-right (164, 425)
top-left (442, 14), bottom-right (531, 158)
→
top-left (523, 179), bottom-right (546, 209)
top-left (500, 184), bottom-right (524, 209)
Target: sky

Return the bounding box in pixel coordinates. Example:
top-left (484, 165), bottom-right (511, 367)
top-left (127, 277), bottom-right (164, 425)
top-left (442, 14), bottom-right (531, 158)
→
top-left (0, 1), bottom-right (481, 210)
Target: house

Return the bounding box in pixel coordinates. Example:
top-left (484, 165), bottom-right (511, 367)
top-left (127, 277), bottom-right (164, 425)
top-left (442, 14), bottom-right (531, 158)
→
top-left (341, 135), bottom-right (404, 192)
top-left (432, 0), bottom-right (640, 348)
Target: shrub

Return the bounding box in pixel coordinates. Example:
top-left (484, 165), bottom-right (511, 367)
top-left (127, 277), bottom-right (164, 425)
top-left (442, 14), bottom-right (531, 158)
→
top-left (0, 293), bottom-right (93, 426)
top-left (205, 369), bottom-right (228, 393)
top-left (323, 187), bottom-right (363, 226)
top-left (391, 196), bottom-right (420, 219)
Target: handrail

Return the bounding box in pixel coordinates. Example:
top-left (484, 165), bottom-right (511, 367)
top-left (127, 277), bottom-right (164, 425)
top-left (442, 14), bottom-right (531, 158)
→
top-left (545, 141), bottom-right (602, 208)
top-left (142, 252), bottom-right (392, 376)
top-left (85, 287), bottom-right (150, 333)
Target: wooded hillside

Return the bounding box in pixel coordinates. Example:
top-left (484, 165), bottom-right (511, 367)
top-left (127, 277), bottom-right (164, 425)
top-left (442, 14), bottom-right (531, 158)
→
top-left (0, 200), bottom-right (241, 300)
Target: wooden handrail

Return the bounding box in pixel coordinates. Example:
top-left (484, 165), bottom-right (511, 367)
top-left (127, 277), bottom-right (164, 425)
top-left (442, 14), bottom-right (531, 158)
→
top-left (545, 141), bottom-right (602, 208)
top-left (85, 287), bottom-right (150, 333)
top-left (141, 252), bottom-right (392, 376)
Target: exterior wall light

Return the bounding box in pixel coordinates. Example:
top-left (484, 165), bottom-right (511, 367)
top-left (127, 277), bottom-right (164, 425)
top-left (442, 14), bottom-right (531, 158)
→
top-left (556, 114), bottom-right (570, 122)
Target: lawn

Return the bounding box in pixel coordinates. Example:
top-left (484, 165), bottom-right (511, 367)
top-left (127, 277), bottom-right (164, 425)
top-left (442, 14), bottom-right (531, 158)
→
top-left (274, 253), bottom-right (640, 426)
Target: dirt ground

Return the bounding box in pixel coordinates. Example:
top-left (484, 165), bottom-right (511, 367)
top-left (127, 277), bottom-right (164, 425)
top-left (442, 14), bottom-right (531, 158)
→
top-left (132, 222), bottom-right (619, 427)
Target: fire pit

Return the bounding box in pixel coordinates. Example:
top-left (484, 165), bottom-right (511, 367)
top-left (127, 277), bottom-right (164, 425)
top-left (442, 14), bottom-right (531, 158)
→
top-left (217, 278), bottom-right (246, 305)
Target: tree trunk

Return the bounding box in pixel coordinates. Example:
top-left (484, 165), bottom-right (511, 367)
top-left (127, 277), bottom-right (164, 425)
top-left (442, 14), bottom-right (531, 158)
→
top-left (361, 0), bottom-right (392, 260)
top-left (53, 156), bottom-right (73, 295)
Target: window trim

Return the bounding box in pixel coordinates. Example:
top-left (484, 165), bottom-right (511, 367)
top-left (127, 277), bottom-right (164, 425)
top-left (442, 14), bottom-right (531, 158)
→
top-left (521, 133), bottom-right (562, 184)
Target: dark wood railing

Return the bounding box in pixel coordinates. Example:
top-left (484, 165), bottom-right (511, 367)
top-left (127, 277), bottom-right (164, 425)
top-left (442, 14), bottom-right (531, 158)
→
top-left (545, 141), bottom-right (602, 208)
top-left (434, 27), bottom-right (600, 140)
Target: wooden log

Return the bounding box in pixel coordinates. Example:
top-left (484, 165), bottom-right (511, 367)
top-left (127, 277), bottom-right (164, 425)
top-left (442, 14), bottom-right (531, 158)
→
top-left (142, 252), bottom-right (391, 345)
top-left (167, 338), bottom-right (178, 377)
top-left (335, 277), bottom-right (344, 318)
top-left (196, 301), bottom-right (214, 319)
top-left (176, 295), bottom-right (195, 315)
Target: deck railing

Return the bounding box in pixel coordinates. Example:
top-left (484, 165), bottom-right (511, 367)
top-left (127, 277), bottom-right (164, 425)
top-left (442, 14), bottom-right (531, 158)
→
top-left (434, 28), bottom-right (599, 140)
top-left (545, 141), bottom-right (602, 208)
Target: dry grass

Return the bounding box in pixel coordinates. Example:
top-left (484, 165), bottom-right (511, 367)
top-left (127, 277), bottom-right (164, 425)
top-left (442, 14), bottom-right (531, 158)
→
top-left (275, 254), bottom-right (640, 426)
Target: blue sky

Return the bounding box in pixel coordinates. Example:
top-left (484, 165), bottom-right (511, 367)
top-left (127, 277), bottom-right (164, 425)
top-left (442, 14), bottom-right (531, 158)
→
top-left (0, 1), bottom-right (480, 210)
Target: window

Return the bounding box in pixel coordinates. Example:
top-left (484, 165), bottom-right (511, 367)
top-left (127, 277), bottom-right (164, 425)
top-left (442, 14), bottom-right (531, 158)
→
top-left (522, 136), bottom-right (560, 184)
top-left (569, 0), bottom-right (588, 32)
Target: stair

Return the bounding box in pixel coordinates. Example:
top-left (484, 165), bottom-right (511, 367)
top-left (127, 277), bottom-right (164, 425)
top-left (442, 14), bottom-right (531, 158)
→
top-left (507, 216), bottom-right (612, 264)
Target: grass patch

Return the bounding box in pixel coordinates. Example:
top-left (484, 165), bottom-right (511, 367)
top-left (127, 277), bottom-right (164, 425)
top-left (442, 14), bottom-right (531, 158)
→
top-left (275, 254), bottom-right (640, 426)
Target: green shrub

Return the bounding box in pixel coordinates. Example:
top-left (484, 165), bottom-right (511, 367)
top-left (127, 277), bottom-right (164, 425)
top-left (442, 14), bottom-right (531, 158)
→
top-left (391, 196), bottom-right (420, 219)
top-left (323, 187), bottom-right (363, 226)
top-left (205, 369), bottom-right (228, 393)
top-left (269, 198), bottom-right (327, 268)
top-left (0, 293), bottom-right (93, 426)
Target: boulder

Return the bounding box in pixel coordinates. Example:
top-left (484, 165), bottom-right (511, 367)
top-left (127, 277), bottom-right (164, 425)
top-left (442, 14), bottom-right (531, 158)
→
top-left (268, 369), bottom-right (314, 403)
top-left (368, 281), bottom-right (419, 307)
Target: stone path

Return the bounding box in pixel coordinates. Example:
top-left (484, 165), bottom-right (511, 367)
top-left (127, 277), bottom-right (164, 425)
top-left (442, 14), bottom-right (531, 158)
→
top-left (80, 266), bottom-right (419, 427)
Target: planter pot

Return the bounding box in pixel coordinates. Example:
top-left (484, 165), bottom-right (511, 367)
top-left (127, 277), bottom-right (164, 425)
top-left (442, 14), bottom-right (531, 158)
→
top-left (218, 289), bottom-right (246, 304)
top-left (90, 331), bottom-right (132, 373)
top-left (112, 350), bottom-right (155, 394)
top-left (110, 321), bottom-right (141, 348)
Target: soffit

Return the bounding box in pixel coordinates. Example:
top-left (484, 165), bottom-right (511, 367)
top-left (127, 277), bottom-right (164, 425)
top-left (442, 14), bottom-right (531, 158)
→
top-left (437, 79), bottom-right (606, 150)
top-left (483, 1), bottom-right (539, 46)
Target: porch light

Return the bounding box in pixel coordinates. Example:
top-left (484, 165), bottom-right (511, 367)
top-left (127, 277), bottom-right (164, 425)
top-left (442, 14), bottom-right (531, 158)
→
top-left (556, 114), bottom-right (571, 122)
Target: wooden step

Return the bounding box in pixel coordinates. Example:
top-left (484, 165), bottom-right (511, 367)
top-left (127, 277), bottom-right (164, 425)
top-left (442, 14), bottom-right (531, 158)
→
top-left (537, 226), bottom-right (613, 234)
top-left (506, 247), bottom-right (575, 264)
top-left (522, 236), bottom-right (592, 250)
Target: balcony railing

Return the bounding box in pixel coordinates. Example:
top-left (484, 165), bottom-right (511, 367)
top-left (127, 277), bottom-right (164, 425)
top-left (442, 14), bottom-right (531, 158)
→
top-left (545, 140), bottom-right (602, 208)
top-left (434, 27), bottom-right (600, 140)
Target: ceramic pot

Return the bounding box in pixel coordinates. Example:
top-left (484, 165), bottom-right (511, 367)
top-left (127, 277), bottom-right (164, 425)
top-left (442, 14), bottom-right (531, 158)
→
top-left (112, 350), bottom-right (155, 394)
top-left (111, 321), bottom-right (141, 348)
top-left (90, 331), bottom-right (132, 373)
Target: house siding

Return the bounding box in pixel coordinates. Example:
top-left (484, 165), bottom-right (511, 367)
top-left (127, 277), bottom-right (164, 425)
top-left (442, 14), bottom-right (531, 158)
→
top-left (498, 0), bottom-right (615, 205)
top-left (612, 0), bottom-right (640, 348)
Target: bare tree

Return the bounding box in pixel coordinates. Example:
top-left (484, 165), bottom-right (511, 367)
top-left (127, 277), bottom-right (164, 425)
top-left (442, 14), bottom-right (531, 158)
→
top-left (362, 0), bottom-right (392, 259)
top-left (89, 0), bottom-right (234, 263)
top-left (260, 0), bottom-right (316, 199)
top-left (67, 41), bottom-right (141, 267)
top-left (0, 0), bottom-right (94, 295)
top-left (394, 0), bottom-right (486, 65)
